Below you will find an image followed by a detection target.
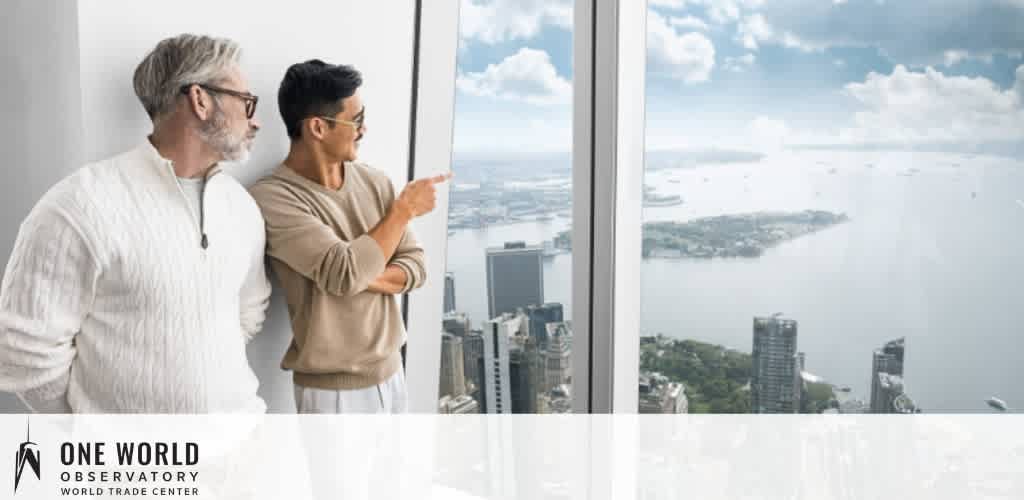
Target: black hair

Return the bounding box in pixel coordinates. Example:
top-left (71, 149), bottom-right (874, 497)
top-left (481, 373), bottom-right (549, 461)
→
top-left (278, 59), bottom-right (362, 140)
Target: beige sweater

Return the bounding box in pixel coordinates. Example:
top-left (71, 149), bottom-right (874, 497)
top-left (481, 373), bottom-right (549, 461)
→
top-left (249, 163), bottom-right (426, 390)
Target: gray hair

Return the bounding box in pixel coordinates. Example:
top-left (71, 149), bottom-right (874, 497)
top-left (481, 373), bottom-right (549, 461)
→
top-left (132, 34), bottom-right (241, 124)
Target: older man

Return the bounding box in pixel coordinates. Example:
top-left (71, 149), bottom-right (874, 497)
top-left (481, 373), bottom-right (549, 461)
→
top-left (0, 34), bottom-right (271, 413)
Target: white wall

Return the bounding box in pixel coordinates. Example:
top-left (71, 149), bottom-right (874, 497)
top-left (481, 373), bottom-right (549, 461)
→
top-left (1, 0), bottom-right (458, 413)
top-left (0, 0), bottom-right (85, 412)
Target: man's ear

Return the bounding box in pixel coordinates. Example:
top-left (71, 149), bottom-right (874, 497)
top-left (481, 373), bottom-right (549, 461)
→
top-left (307, 117), bottom-right (326, 141)
top-left (184, 85), bottom-right (213, 121)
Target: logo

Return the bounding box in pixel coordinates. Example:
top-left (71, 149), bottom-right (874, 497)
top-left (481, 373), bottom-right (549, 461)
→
top-left (14, 420), bottom-right (40, 494)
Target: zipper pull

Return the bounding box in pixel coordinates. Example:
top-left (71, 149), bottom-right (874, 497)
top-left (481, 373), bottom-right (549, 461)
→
top-left (201, 234), bottom-right (209, 249)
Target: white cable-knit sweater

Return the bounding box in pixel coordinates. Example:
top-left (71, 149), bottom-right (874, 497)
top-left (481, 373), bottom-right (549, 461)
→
top-left (0, 141), bottom-right (271, 413)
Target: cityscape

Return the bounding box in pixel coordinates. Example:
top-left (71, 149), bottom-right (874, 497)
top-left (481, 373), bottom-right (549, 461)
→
top-left (437, 239), bottom-right (921, 414)
top-left (442, 0), bottom-right (1024, 415)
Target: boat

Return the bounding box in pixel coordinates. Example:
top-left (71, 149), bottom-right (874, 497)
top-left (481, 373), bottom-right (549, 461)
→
top-left (986, 397), bottom-right (1008, 412)
top-left (643, 193), bottom-right (684, 207)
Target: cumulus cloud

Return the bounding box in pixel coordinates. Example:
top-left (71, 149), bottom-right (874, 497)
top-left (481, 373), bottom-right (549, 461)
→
top-left (648, 11), bottom-right (717, 83)
top-left (736, 13), bottom-right (816, 52)
top-left (734, 65), bottom-right (1024, 152)
top-left (670, 15), bottom-right (711, 31)
top-left (836, 64), bottom-right (1024, 145)
top-left (723, 53), bottom-right (756, 72)
top-left (745, 0), bottom-right (1024, 66)
top-left (460, 0), bottom-right (571, 44)
top-left (649, 0), bottom-right (690, 8)
top-left (456, 48), bottom-right (571, 106)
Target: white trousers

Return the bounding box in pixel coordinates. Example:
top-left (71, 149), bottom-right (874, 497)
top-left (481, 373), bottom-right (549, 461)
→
top-left (293, 368), bottom-right (408, 414)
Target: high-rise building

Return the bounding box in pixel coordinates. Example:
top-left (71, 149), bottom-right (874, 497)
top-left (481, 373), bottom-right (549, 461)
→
top-left (443, 272), bottom-right (457, 314)
top-left (462, 329), bottom-right (485, 406)
top-left (539, 384), bottom-right (573, 414)
top-left (639, 372), bottom-right (688, 414)
top-left (439, 394), bottom-right (479, 414)
top-left (543, 322), bottom-right (572, 393)
top-left (485, 241), bottom-right (544, 319)
top-left (871, 373), bottom-right (917, 413)
top-left (481, 313), bottom-right (525, 414)
top-left (509, 339), bottom-right (540, 413)
top-left (525, 303), bottom-right (563, 347)
top-left (442, 312), bottom-right (472, 338)
top-left (869, 337), bottom-right (905, 413)
top-left (751, 315), bottom-right (800, 413)
top-left (439, 333), bottom-right (467, 399)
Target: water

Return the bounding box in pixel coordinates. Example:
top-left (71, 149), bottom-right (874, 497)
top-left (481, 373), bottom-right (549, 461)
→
top-left (445, 150), bottom-right (1024, 413)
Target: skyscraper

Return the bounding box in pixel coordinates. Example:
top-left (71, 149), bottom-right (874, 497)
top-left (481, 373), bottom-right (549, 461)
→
top-left (439, 333), bottom-right (467, 399)
top-left (526, 302), bottom-right (564, 348)
top-left (443, 272), bottom-right (456, 314)
top-left (870, 338), bottom-right (911, 413)
top-left (543, 322), bottom-right (572, 393)
top-left (442, 312), bottom-right (472, 338)
top-left (509, 339), bottom-right (540, 413)
top-left (462, 330), bottom-right (485, 408)
top-left (485, 241), bottom-right (544, 319)
top-left (481, 313), bottom-right (525, 414)
top-left (751, 315), bottom-right (800, 413)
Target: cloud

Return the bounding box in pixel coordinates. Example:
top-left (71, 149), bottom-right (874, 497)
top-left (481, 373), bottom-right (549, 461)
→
top-left (648, 11), bottom-right (717, 83)
top-left (745, 0), bottom-right (1024, 66)
top-left (669, 15), bottom-right (711, 31)
top-left (650, 0), bottom-right (690, 8)
top-left (834, 64), bottom-right (1024, 146)
top-left (733, 65), bottom-right (1024, 152)
top-left (736, 13), bottom-right (816, 52)
top-left (456, 48), bottom-right (571, 106)
top-left (459, 0), bottom-right (572, 44)
top-left (723, 53), bottom-right (756, 72)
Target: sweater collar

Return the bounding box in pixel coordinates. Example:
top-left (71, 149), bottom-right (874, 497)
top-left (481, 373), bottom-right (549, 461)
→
top-left (137, 138), bottom-right (223, 180)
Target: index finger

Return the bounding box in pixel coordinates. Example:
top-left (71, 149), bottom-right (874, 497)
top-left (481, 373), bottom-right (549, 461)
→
top-left (427, 172), bottom-right (454, 184)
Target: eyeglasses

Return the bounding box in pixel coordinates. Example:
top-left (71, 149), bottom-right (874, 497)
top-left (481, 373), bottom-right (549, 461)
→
top-left (317, 106), bottom-right (365, 131)
top-left (180, 83), bottom-right (259, 119)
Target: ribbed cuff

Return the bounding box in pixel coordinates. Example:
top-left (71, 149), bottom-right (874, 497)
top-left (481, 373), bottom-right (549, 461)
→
top-left (349, 233), bottom-right (388, 292)
top-left (292, 351), bottom-right (402, 391)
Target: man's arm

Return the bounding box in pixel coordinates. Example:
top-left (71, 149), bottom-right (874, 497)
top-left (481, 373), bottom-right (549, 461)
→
top-left (0, 202), bottom-right (99, 413)
top-left (249, 173), bottom-right (448, 298)
top-left (239, 209), bottom-right (271, 342)
top-left (369, 177), bottom-right (430, 294)
top-left (250, 182), bottom-right (390, 297)
top-left (366, 265), bottom-right (408, 295)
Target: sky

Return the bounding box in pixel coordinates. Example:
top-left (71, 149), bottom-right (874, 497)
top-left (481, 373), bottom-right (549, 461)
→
top-left (451, 0), bottom-right (1024, 156)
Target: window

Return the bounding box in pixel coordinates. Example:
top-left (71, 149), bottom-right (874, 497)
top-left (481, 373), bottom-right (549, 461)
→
top-left (436, 0), bottom-right (575, 414)
top-left (638, 0), bottom-right (1024, 414)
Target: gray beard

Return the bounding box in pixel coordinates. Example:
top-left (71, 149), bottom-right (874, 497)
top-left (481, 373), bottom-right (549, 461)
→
top-left (198, 104), bottom-right (250, 164)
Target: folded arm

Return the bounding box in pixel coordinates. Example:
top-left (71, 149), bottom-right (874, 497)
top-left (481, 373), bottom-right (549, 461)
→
top-left (0, 203), bottom-right (99, 413)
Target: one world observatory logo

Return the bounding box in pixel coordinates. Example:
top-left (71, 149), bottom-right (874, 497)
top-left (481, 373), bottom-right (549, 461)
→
top-left (14, 420), bottom-right (40, 494)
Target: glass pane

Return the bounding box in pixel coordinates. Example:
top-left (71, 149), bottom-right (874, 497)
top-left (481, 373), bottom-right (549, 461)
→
top-left (437, 1), bottom-right (574, 414)
top-left (640, 0), bottom-right (1024, 414)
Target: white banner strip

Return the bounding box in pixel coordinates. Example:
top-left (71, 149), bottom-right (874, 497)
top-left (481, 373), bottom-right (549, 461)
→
top-left (1, 415), bottom-right (1021, 499)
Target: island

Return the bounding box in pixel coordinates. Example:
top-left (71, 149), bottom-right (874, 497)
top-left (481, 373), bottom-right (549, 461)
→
top-left (555, 210), bottom-right (849, 258)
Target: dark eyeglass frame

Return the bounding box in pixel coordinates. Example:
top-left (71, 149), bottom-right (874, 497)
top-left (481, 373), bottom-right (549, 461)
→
top-left (180, 83), bottom-right (259, 119)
